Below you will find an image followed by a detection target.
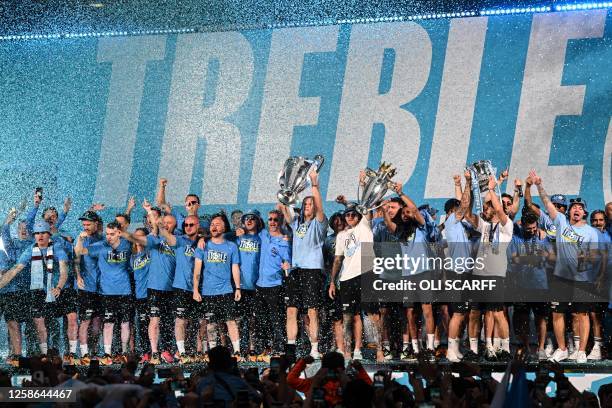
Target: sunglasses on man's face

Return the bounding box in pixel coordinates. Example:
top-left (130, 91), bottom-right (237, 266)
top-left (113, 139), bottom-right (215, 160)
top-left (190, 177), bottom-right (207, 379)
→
top-left (244, 216), bottom-right (256, 222)
top-left (345, 212), bottom-right (358, 218)
top-left (186, 201), bottom-right (198, 206)
top-left (268, 217), bottom-right (279, 222)
top-left (184, 223), bottom-right (197, 227)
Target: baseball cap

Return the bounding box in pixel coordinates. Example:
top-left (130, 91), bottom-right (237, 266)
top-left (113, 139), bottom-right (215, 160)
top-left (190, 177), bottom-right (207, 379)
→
top-left (241, 209), bottom-right (261, 222)
top-left (78, 211), bottom-right (101, 222)
top-left (343, 202), bottom-right (359, 215)
top-left (568, 197), bottom-right (587, 211)
top-left (551, 194), bottom-right (568, 207)
top-left (33, 221), bottom-right (51, 234)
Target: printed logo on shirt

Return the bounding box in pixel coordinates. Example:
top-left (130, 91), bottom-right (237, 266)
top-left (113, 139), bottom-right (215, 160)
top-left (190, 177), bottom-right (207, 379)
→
top-left (159, 241), bottom-right (175, 256)
top-left (133, 254), bottom-right (150, 270)
top-left (271, 247), bottom-right (279, 257)
top-left (239, 239), bottom-right (260, 253)
top-left (344, 233), bottom-right (359, 257)
top-left (206, 250), bottom-right (228, 263)
top-left (107, 250), bottom-right (129, 264)
top-left (560, 227), bottom-right (585, 245)
top-left (295, 223), bottom-right (308, 239)
top-left (184, 246), bottom-right (196, 257)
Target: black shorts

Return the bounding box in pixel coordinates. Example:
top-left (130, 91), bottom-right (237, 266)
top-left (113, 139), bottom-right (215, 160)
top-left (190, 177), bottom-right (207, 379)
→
top-left (256, 285), bottom-right (285, 311)
top-left (513, 303), bottom-right (549, 317)
top-left (147, 289), bottom-right (173, 318)
top-left (286, 268), bottom-right (323, 309)
top-left (338, 276), bottom-right (379, 315)
top-left (103, 295), bottom-right (133, 323)
top-left (78, 291), bottom-right (102, 321)
top-left (471, 302), bottom-right (505, 312)
top-left (201, 293), bottom-right (238, 322)
top-left (135, 298), bottom-right (148, 323)
top-left (173, 289), bottom-right (197, 319)
top-left (449, 302), bottom-right (470, 314)
top-left (1, 291), bottom-right (31, 322)
top-left (56, 288), bottom-right (78, 315)
top-left (323, 284), bottom-right (343, 322)
top-left (31, 290), bottom-right (65, 319)
top-left (237, 289), bottom-right (257, 319)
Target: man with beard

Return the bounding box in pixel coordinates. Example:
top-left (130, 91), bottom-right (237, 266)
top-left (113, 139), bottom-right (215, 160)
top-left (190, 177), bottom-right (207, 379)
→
top-left (588, 210), bottom-right (609, 361)
top-left (193, 213), bottom-right (242, 357)
top-left (531, 170), bottom-right (600, 363)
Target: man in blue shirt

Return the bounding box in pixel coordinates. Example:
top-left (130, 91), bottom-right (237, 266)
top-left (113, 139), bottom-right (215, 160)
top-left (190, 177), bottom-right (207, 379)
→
top-left (531, 170), bottom-right (600, 364)
top-left (73, 210), bottom-right (103, 364)
top-left (588, 210), bottom-right (610, 361)
top-left (158, 214), bottom-right (199, 363)
top-left (0, 221), bottom-right (69, 357)
top-left (255, 209), bottom-right (291, 356)
top-left (234, 209), bottom-right (263, 357)
top-left (193, 213), bottom-right (242, 357)
top-left (279, 170), bottom-right (328, 359)
top-left (75, 221), bottom-right (132, 365)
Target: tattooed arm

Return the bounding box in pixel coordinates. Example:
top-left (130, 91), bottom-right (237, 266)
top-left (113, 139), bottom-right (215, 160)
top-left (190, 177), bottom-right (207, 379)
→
top-left (529, 170), bottom-right (558, 220)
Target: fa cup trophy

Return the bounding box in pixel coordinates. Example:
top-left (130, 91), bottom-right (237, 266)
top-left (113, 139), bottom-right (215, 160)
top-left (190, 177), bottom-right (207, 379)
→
top-left (356, 162), bottom-right (397, 215)
top-left (467, 160), bottom-right (501, 215)
top-left (277, 155), bottom-right (325, 207)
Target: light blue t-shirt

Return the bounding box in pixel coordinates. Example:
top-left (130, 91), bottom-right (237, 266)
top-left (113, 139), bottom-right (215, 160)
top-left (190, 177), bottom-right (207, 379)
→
top-left (172, 235), bottom-right (197, 291)
top-left (399, 223), bottom-right (432, 276)
top-left (509, 231), bottom-right (552, 289)
top-left (594, 230), bottom-right (611, 285)
top-left (75, 234), bottom-right (103, 293)
top-left (146, 234), bottom-right (176, 291)
top-left (291, 216), bottom-right (328, 270)
top-left (539, 212), bottom-right (557, 241)
top-left (18, 242), bottom-right (68, 292)
top-left (443, 213), bottom-right (473, 274)
top-left (194, 240), bottom-right (240, 296)
top-left (131, 251), bottom-right (151, 300)
top-left (256, 229), bottom-right (291, 288)
top-left (236, 233), bottom-right (261, 290)
top-left (553, 213), bottom-right (599, 282)
top-left (87, 238), bottom-right (132, 296)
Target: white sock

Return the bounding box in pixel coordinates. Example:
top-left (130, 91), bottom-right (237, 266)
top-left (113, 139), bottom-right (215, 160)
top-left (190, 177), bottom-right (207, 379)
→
top-left (122, 341), bottom-right (129, 354)
top-left (433, 339), bottom-right (441, 349)
top-left (411, 339), bottom-right (419, 353)
top-left (594, 337), bottom-right (603, 348)
top-left (426, 334), bottom-right (435, 350)
top-left (448, 338), bottom-right (459, 352)
top-left (104, 344), bottom-right (112, 355)
top-left (40, 343), bottom-right (48, 355)
top-left (69, 341), bottom-right (78, 354)
top-left (493, 337), bottom-right (501, 350)
top-left (485, 337), bottom-right (493, 349)
top-left (402, 341), bottom-right (410, 350)
top-left (310, 342), bottom-right (319, 353)
top-left (177, 341), bottom-right (186, 354)
top-left (383, 341), bottom-right (391, 350)
top-left (231, 340), bottom-right (240, 353)
top-left (501, 338), bottom-right (510, 352)
top-left (469, 338), bottom-right (479, 353)
top-left (574, 337), bottom-right (580, 350)
top-left (287, 339), bottom-right (296, 345)
top-left (545, 337), bottom-right (553, 347)
top-left (80, 344), bottom-right (88, 356)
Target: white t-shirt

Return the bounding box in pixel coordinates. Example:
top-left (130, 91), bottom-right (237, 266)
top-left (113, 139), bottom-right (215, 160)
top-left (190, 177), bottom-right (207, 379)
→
top-left (335, 216), bottom-right (373, 282)
top-left (474, 216), bottom-right (514, 277)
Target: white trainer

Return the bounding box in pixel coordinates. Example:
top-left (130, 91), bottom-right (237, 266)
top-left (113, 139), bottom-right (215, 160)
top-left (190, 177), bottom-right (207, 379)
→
top-left (549, 348), bottom-right (569, 362)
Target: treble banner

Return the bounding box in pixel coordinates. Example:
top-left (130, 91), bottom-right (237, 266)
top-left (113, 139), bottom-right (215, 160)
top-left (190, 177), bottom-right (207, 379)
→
top-left (0, 10), bottom-right (610, 225)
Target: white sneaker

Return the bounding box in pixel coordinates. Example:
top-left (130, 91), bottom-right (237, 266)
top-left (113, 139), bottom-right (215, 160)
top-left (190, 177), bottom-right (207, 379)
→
top-left (568, 350), bottom-right (579, 361)
top-left (567, 339), bottom-right (575, 356)
top-left (549, 348), bottom-right (569, 362)
top-left (310, 350), bottom-right (321, 360)
top-left (352, 350), bottom-right (363, 360)
top-left (537, 350), bottom-right (549, 360)
top-left (587, 347), bottom-right (602, 361)
top-left (544, 344), bottom-right (554, 358)
top-left (576, 351), bottom-right (587, 364)
top-left (446, 348), bottom-right (462, 363)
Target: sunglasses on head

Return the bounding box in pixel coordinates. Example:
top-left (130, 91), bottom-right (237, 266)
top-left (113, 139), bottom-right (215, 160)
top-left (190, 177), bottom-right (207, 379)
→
top-left (570, 197), bottom-right (583, 203)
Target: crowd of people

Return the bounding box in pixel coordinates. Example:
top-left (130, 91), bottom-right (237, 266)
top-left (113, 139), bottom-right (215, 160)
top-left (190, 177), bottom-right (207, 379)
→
top-left (0, 167), bottom-right (609, 372)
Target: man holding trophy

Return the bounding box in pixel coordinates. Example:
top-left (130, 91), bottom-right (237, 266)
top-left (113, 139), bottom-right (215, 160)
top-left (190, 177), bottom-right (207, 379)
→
top-left (277, 156), bottom-right (328, 359)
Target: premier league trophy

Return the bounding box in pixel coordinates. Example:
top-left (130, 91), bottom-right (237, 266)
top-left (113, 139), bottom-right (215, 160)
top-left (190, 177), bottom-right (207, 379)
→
top-left (356, 162), bottom-right (397, 215)
top-left (467, 160), bottom-right (501, 215)
top-left (277, 155), bottom-right (325, 207)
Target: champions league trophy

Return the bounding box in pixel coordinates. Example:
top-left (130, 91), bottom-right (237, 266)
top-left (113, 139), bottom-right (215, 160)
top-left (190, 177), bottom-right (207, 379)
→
top-left (467, 160), bottom-right (501, 215)
top-left (356, 162), bottom-right (397, 215)
top-left (277, 155), bottom-right (325, 207)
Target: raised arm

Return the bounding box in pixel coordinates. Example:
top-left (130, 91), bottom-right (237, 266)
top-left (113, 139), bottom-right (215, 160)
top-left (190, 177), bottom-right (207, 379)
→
top-left (523, 176), bottom-right (541, 217)
top-left (381, 200), bottom-right (398, 233)
top-left (453, 174), bottom-right (463, 200)
top-left (529, 170), bottom-right (558, 220)
top-left (0, 264), bottom-right (25, 289)
top-left (125, 196), bottom-right (136, 216)
top-left (276, 203), bottom-right (292, 226)
top-left (309, 170), bottom-right (325, 223)
top-left (486, 175), bottom-right (509, 226)
top-left (394, 183), bottom-right (425, 227)
top-left (460, 169), bottom-right (479, 228)
top-left (57, 196), bottom-right (72, 229)
top-left (74, 232), bottom-right (89, 256)
top-left (155, 178), bottom-right (168, 206)
top-left (510, 179), bottom-right (521, 217)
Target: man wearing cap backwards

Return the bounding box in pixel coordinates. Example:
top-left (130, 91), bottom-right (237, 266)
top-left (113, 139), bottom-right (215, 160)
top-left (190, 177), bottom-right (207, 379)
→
top-left (279, 170), bottom-right (328, 359)
top-left (234, 209), bottom-right (264, 358)
top-left (73, 211), bottom-right (103, 364)
top-left (0, 221), bottom-right (69, 357)
top-left (329, 196), bottom-right (384, 362)
top-left (530, 170), bottom-right (600, 363)
top-left (75, 221), bottom-right (133, 365)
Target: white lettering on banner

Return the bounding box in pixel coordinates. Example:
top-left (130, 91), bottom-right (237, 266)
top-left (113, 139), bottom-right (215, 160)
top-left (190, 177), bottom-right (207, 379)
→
top-left (424, 17), bottom-right (488, 199)
top-left (604, 118), bottom-right (612, 204)
top-left (327, 22), bottom-right (432, 201)
top-left (508, 11), bottom-right (606, 195)
top-left (249, 26), bottom-right (340, 203)
top-left (93, 36), bottom-right (166, 206)
top-left (159, 32), bottom-right (254, 205)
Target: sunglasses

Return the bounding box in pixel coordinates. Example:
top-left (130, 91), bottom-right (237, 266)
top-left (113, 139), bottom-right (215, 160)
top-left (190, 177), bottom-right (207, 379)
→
top-left (268, 217), bottom-right (279, 222)
top-left (244, 216), bottom-right (257, 222)
top-left (569, 197), bottom-right (583, 203)
top-left (345, 212), bottom-right (358, 218)
top-left (186, 201), bottom-right (198, 206)
top-left (184, 223), bottom-right (197, 227)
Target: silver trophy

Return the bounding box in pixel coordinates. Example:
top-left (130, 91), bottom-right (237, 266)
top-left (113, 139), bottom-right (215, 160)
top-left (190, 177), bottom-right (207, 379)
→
top-left (277, 155), bottom-right (325, 207)
top-left (356, 162), bottom-right (397, 215)
top-left (467, 160), bottom-right (501, 215)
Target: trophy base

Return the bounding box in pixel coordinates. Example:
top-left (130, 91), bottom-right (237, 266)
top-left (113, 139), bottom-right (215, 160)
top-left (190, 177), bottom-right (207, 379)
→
top-left (277, 190), bottom-right (298, 207)
top-left (356, 204), bottom-right (369, 215)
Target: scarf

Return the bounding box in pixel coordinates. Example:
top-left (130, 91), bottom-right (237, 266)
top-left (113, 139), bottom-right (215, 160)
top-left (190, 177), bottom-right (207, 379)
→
top-left (31, 242), bottom-right (56, 302)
